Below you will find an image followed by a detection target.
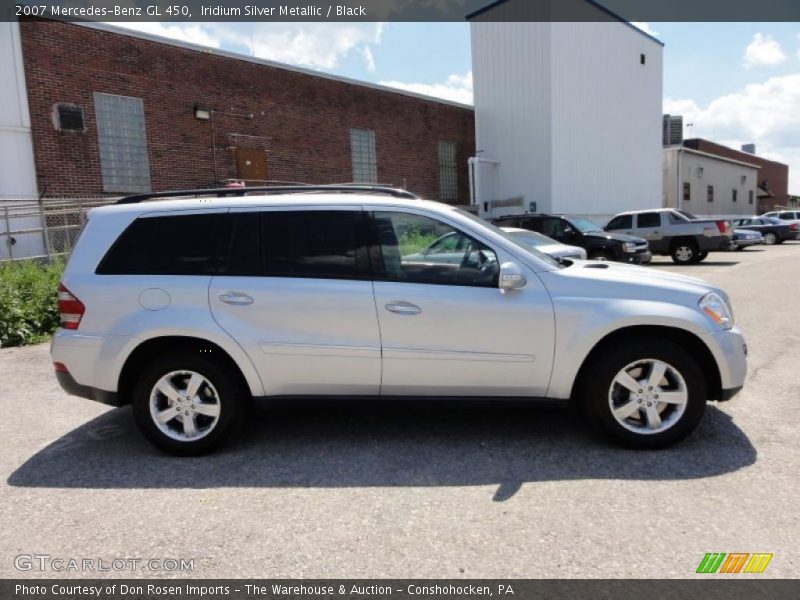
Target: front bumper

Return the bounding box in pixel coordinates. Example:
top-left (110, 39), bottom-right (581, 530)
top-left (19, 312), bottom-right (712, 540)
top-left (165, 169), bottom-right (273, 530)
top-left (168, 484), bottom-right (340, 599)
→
top-left (626, 251), bottom-right (652, 265)
top-left (700, 326), bottom-right (748, 400)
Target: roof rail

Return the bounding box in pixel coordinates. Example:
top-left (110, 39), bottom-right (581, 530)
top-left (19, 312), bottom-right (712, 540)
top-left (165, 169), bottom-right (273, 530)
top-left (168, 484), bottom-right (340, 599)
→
top-left (116, 184), bottom-right (419, 205)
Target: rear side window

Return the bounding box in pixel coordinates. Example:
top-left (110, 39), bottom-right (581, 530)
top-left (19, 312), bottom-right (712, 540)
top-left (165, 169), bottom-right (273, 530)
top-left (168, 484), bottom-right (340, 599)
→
top-left (637, 213), bottom-right (661, 228)
top-left (96, 213), bottom-right (231, 275)
top-left (260, 211), bottom-right (368, 280)
top-left (606, 215), bottom-right (632, 230)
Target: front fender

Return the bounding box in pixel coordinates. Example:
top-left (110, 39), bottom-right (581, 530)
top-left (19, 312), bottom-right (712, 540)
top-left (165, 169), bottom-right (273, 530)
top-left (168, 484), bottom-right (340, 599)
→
top-left (546, 297), bottom-right (711, 399)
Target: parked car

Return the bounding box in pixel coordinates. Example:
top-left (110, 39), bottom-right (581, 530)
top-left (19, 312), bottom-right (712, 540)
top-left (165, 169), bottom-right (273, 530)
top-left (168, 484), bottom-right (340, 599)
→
top-left (731, 217), bottom-right (797, 245)
top-left (762, 210), bottom-right (800, 227)
top-left (402, 231), bottom-right (497, 270)
top-left (604, 209), bottom-right (732, 265)
top-left (52, 185), bottom-right (746, 454)
top-left (501, 227), bottom-right (587, 261)
top-left (491, 214), bottom-right (651, 264)
top-left (726, 229), bottom-right (764, 251)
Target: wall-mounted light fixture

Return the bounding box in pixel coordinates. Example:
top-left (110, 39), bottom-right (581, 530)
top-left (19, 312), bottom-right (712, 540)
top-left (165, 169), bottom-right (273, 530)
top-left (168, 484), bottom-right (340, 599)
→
top-left (194, 104), bottom-right (211, 120)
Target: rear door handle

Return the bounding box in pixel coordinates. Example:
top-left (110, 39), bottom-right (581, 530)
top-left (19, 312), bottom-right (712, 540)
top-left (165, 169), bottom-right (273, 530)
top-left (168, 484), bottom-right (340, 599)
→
top-left (385, 301), bottom-right (422, 316)
top-left (219, 292), bottom-right (254, 306)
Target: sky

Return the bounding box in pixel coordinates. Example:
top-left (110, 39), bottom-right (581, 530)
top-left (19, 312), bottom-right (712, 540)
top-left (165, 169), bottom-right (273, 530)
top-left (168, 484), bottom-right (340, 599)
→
top-left (113, 21), bottom-right (800, 192)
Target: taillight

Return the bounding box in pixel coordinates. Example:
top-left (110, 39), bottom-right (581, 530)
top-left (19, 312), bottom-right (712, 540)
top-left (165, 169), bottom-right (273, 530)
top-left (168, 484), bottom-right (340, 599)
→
top-left (716, 220), bottom-right (730, 235)
top-left (53, 361), bottom-right (69, 373)
top-left (57, 283), bottom-right (85, 330)
top-left (790, 223), bottom-right (798, 231)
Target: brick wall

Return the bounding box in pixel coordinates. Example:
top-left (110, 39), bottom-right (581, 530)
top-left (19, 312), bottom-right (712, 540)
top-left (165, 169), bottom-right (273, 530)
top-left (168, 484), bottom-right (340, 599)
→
top-left (684, 139), bottom-right (788, 213)
top-left (19, 20), bottom-right (475, 203)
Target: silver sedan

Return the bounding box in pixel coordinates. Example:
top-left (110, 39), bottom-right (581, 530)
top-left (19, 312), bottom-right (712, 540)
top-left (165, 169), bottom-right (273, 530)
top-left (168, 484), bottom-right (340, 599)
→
top-left (501, 227), bottom-right (587, 260)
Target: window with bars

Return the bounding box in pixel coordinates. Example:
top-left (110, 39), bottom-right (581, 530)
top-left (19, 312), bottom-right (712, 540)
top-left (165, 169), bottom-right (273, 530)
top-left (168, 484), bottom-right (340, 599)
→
top-left (94, 92), bottom-right (151, 193)
top-left (438, 141), bottom-right (458, 202)
top-left (349, 128), bottom-right (377, 184)
top-left (682, 182), bottom-right (691, 201)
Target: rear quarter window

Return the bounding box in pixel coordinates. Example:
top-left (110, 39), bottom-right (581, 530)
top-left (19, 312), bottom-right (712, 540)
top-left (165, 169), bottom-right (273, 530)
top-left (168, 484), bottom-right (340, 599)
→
top-left (96, 213), bottom-right (232, 275)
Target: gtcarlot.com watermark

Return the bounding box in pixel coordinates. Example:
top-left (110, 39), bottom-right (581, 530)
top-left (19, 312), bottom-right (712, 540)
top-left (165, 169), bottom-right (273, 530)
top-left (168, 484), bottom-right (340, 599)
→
top-left (14, 553), bottom-right (195, 573)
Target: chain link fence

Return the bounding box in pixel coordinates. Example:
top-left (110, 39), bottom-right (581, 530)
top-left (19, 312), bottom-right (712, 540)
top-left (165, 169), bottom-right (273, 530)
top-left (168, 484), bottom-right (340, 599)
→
top-left (0, 198), bottom-right (117, 262)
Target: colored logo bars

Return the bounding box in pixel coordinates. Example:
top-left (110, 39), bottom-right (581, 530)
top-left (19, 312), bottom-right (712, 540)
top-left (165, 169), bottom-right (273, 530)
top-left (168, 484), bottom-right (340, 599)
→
top-left (697, 553), bottom-right (773, 574)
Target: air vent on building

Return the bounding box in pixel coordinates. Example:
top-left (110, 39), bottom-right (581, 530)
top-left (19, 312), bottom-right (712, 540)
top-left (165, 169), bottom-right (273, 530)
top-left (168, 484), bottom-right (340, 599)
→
top-left (54, 104), bottom-right (85, 132)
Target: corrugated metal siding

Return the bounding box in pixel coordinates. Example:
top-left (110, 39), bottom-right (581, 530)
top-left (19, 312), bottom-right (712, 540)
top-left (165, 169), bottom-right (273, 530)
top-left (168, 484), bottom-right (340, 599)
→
top-left (471, 13), bottom-right (662, 221)
top-left (0, 22), bottom-right (38, 199)
top-left (471, 21), bottom-right (552, 212)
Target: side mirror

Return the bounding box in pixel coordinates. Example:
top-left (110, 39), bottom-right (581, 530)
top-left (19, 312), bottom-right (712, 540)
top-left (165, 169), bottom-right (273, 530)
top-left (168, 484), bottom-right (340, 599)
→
top-left (499, 262), bottom-right (526, 290)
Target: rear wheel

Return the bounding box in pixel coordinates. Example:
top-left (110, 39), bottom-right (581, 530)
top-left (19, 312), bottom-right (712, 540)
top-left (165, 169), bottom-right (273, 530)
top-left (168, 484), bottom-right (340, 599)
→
top-left (763, 232), bottom-right (777, 245)
top-left (580, 337), bottom-right (706, 448)
top-left (670, 240), bottom-right (699, 264)
top-left (132, 352), bottom-right (249, 455)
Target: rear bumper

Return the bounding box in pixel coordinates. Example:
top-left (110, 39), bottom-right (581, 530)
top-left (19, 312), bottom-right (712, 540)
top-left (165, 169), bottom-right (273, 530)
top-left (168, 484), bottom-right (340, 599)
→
top-left (719, 385), bottom-right (744, 401)
top-left (55, 369), bottom-right (123, 406)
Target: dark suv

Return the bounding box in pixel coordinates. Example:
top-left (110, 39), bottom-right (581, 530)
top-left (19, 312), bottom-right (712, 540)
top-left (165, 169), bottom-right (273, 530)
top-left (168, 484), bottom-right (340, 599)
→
top-left (492, 214), bottom-right (651, 264)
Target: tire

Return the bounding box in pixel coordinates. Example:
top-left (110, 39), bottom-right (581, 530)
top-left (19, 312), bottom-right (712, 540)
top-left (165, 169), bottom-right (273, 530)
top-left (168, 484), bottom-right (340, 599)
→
top-left (132, 352), bottom-right (249, 455)
top-left (735, 246), bottom-right (745, 251)
top-left (763, 232), bottom-right (777, 245)
top-left (589, 250), bottom-right (614, 262)
top-left (579, 337), bottom-right (707, 449)
top-left (695, 251), bottom-right (709, 263)
top-left (670, 239), bottom-right (699, 264)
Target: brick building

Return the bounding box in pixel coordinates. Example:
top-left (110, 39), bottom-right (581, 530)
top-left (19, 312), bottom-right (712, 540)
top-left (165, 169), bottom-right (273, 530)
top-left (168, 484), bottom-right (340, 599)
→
top-left (17, 19), bottom-right (475, 202)
top-left (683, 139), bottom-right (789, 213)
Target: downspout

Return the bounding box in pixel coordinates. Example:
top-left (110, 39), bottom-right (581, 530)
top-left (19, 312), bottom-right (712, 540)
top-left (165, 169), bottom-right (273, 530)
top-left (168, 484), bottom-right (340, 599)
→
top-left (468, 156), bottom-right (500, 211)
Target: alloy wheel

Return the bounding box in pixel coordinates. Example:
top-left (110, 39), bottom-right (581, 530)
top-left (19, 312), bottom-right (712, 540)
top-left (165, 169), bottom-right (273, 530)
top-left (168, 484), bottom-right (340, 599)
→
top-left (149, 370), bottom-right (222, 441)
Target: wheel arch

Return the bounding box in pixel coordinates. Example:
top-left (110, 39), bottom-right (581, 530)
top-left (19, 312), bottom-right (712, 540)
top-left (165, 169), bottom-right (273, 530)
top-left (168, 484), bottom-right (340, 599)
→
top-left (117, 336), bottom-right (255, 406)
top-left (570, 325), bottom-right (722, 402)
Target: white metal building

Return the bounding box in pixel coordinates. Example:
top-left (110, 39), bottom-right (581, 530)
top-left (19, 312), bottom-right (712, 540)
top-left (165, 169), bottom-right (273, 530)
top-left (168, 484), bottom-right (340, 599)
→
top-left (663, 146), bottom-right (760, 218)
top-left (468, 0), bottom-right (664, 222)
top-left (0, 22), bottom-right (43, 260)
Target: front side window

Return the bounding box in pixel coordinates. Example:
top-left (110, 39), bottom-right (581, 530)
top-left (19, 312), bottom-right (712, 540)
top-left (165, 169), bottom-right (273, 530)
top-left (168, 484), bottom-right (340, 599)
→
top-left (97, 213), bottom-right (230, 275)
top-left (606, 215), bottom-right (632, 230)
top-left (372, 211), bottom-right (499, 287)
top-left (637, 213), bottom-right (661, 228)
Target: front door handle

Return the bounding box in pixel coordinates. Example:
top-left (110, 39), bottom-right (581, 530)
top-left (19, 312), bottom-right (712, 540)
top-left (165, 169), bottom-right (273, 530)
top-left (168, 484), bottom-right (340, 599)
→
top-left (385, 301), bottom-right (422, 316)
top-left (219, 292), bottom-right (254, 306)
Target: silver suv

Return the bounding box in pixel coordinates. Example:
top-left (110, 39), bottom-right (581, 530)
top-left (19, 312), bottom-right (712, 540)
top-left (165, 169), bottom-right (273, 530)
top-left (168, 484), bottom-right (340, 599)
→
top-left (51, 186), bottom-right (747, 454)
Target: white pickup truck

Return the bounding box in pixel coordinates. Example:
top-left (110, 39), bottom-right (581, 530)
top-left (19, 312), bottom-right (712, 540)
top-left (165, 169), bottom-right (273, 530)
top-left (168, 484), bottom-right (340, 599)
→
top-left (605, 209), bottom-right (732, 264)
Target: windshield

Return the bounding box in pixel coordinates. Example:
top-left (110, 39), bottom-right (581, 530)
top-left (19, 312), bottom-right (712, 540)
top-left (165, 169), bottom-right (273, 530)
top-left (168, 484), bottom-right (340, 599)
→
top-left (567, 217), bottom-right (603, 233)
top-left (452, 209), bottom-right (563, 268)
top-left (503, 229), bottom-right (552, 248)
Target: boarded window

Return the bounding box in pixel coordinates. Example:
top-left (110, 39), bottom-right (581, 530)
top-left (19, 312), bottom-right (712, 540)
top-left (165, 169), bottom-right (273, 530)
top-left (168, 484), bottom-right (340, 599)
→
top-left (438, 141), bottom-right (458, 202)
top-left (682, 182), bottom-right (691, 201)
top-left (94, 93), bottom-right (151, 193)
top-left (748, 190), bottom-right (754, 205)
top-left (707, 185), bottom-right (714, 202)
top-left (350, 128), bottom-right (377, 184)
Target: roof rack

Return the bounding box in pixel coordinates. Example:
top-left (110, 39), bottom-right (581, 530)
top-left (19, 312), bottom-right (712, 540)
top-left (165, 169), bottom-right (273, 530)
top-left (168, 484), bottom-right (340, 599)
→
top-left (116, 184), bottom-right (419, 205)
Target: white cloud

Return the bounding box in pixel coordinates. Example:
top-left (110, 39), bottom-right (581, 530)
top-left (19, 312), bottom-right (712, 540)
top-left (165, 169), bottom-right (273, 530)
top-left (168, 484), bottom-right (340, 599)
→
top-left (379, 71), bottom-right (473, 104)
top-left (110, 22), bottom-right (384, 72)
top-left (664, 73), bottom-right (800, 191)
top-left (631, 22), bottom-right (659, 38)
top-left (112, 22), bottom-right (222, 48)
top-left (743, 33), bottom-right (786, 69)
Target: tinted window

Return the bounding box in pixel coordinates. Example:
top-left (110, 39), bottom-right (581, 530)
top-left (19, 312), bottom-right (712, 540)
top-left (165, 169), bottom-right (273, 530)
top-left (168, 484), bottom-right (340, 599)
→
top-left (372, 211), bottom-right (499, 287)
top-left (779, 212), bottom-right (794, 220)
top-left (606, 215), bottom-right (632, 230)
top-left (261, 211), bottom-right (367, 280)
top-left (539, 217), bottom-right (568, 239)
top-left (492, 217), bottom-right (519, 227)
top-left (637, 213), bottom-right (661, 228)
top-left (97, 213), bottom-right (231, 275)
top-left (224, 213), bottom-right (260, 276)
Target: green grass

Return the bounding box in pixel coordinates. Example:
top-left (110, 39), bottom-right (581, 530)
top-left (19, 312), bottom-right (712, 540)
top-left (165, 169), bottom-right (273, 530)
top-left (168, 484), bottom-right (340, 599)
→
top-left (0, 259), bottom-right (65, 348)
top-left (397, 229), bottom-right (439, 256)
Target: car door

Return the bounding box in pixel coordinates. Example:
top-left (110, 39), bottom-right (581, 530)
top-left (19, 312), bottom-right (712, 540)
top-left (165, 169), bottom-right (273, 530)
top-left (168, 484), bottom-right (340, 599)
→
top-left (209, 207), bottom-right (382, 396)
top-left (635, 212), bottom-right (665, 252)
top-left (368, 208), bottom-right (555, 397)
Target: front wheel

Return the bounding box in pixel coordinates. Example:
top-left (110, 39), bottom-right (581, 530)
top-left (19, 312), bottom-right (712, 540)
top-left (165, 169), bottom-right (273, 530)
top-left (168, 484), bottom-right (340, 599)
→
top-left (580, 338), bottom-right (707, 448)
top-left (132, 353), bottom-right (249, 455)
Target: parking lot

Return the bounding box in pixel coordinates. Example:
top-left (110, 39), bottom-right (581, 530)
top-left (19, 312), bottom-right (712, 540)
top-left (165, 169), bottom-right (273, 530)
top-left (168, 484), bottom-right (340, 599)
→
top-left (1, 242), bottom-right (798, 579)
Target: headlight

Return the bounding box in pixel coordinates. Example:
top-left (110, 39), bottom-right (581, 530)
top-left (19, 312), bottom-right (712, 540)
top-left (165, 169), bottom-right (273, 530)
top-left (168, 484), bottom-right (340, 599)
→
top-left (623, 242), bottom-right (637, 253)
top-left (699, 292), bottom-right (734, 329)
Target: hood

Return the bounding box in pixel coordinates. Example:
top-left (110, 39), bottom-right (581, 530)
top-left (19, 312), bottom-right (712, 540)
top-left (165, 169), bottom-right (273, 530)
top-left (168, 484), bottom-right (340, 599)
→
top-left (539, 243), bottom-right (586, 258)
top-left (543, 260), bottom-right (723, 302)
top-left (585, 231), bottom-right (646, 244)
